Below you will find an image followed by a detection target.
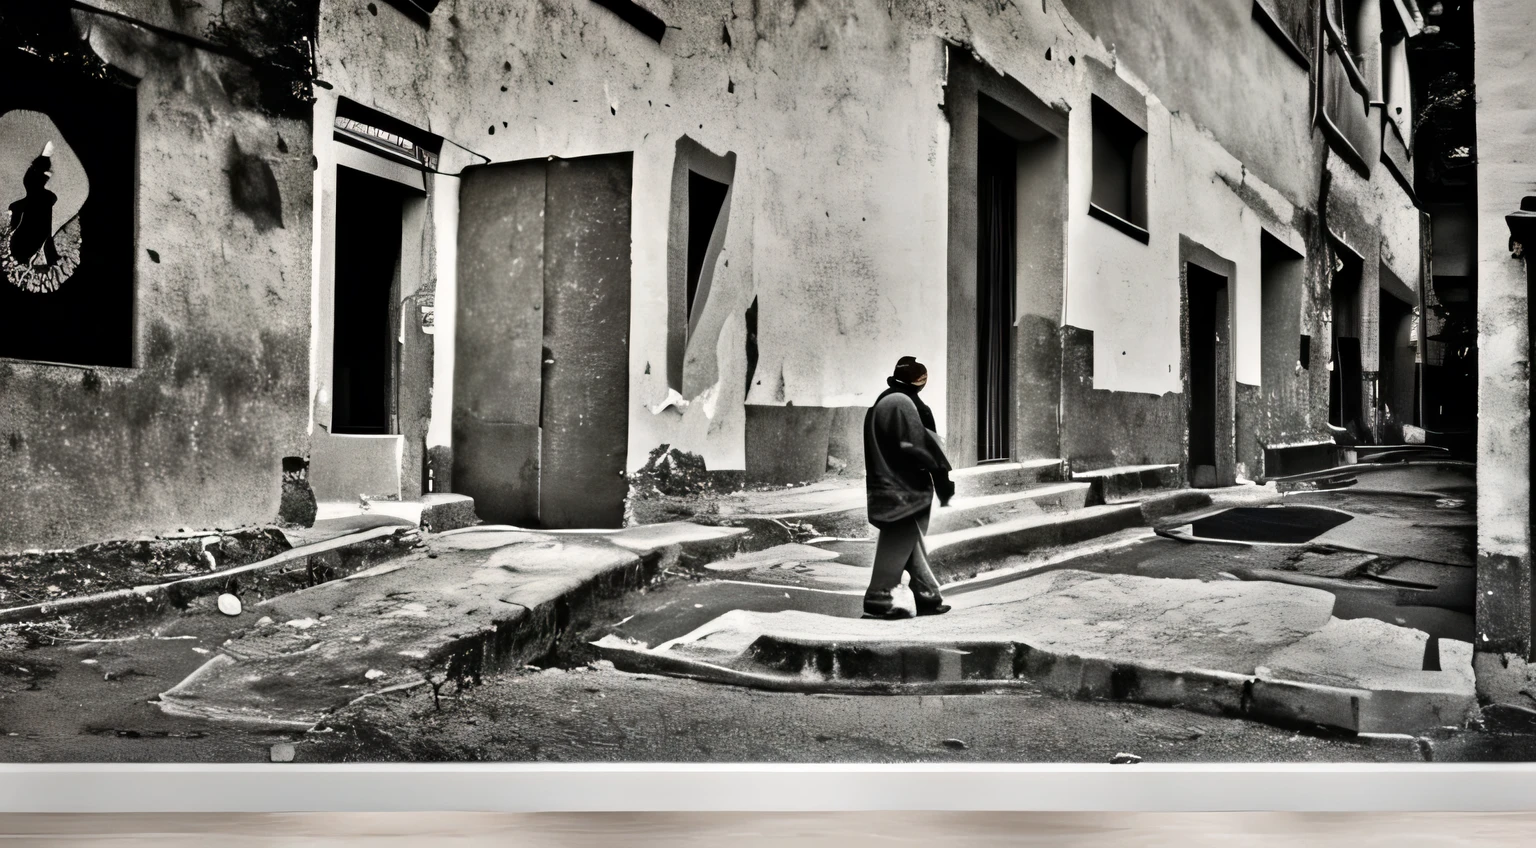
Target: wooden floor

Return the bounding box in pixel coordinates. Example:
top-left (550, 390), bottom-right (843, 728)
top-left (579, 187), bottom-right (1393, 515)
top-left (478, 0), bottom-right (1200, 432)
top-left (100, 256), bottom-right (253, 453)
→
top-left (0, 813), bottom-right (1532, 845)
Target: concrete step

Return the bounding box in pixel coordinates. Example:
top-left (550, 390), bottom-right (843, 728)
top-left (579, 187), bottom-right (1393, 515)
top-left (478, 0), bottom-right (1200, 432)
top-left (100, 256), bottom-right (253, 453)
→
top-left (745, 480), bottom-right (1093, 541)
top-left (948, 458), bottom-right (1065, 498)
top-left (927, 482), bottom-right (1093, 535)
top-left (1070, 463), bottom-right (1180, 504)
top-left (596, 571), bottom-right (1477, 735)
top-left (314, 493), bottom-right (478, 534)
top-left (808, 502), bottom-right (1146, 585)
top-left (155, 522), bottom-right (750, 729)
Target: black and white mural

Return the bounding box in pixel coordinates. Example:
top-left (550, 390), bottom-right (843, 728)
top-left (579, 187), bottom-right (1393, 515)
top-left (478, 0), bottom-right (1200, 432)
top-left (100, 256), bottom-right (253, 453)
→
top-left (0, 50), bottom-right (135, 367)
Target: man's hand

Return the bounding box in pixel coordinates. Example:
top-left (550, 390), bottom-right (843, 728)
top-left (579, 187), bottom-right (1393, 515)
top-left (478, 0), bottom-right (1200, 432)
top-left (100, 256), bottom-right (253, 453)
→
top-left (936, 477), bottom-right (956, 507)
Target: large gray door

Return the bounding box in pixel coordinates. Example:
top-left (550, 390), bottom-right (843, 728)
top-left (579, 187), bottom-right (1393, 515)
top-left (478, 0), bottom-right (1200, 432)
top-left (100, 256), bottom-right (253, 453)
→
top-left (453, 153), bottom-right (632, 529)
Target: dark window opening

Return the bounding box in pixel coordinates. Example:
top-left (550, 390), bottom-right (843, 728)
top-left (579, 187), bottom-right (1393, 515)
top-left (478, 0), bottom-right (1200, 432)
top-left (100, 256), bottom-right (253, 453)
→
top-left (1331, 0), bottom-right (1368, 69)
top-left (332, 167), bottom-right (408, 435)
top-left (1300, 334), bottom-right (1312, 368)
top-left (666, 138), bottom-right (735, 395)
top-left (686, 170), bottom-right (728, 324)
top-left (1089, 96), bottom-right (1148, 240)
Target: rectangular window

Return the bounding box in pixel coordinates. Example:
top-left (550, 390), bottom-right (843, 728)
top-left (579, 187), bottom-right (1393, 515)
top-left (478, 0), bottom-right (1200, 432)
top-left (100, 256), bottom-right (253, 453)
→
top-left (1383, 34), bottom-right (1413, 143)
top-left (1333, 0), bottom-right (1367, 68)
top-left (1088, 95), bottom-right (1149, 242)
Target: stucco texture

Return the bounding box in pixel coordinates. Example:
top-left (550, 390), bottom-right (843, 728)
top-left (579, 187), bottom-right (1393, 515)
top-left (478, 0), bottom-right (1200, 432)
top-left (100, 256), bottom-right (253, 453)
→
top-left (0, 6), bottom-right (313, 552)
top-left (317, 0), bottom-right (1400, 479)
top-left (1473, 0), bottom-right (1534, 656)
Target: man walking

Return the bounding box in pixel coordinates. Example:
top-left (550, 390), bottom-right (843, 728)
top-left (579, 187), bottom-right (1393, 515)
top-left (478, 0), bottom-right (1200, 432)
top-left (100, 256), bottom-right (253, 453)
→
top-left (862, 356), bottom-right (955, 619)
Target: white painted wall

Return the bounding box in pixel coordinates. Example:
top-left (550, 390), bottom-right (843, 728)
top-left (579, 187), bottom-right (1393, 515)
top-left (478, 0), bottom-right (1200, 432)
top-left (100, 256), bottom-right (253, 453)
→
top-left (315, 0), bottom-right (1419, 478)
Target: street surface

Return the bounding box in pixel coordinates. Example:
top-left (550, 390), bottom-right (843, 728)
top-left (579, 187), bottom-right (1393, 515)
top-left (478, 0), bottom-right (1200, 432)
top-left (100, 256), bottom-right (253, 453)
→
top-left (2, 467), bottom-right (1524, 763)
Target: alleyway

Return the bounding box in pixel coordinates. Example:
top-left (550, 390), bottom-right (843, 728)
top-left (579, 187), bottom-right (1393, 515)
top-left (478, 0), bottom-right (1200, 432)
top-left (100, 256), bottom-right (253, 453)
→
top-left (3, 0), bottom-right (1529, 785)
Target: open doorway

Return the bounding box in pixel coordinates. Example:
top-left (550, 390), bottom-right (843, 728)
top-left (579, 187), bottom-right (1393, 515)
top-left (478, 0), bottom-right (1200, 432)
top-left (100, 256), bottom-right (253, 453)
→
top-left (332, 166), bottom-right (408, 435)
top-left (976, 118), bottom-right (1016, 463)
top-left (1186, 262), bottom-right (1231, 488)
top-left (946, 53), bottom-right (1067, 468)
top-left (1330, 246), bottom-right (1365, 440)
top-left (1379, 286), bottom-right (1417, 442)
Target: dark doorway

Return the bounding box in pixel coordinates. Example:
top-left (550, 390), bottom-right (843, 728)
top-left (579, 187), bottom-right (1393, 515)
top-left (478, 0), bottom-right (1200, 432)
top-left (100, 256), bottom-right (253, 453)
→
top-left (1187, 263), bottom-right (1230, 487)
top-left (1379, 287), bottom-right (1417, 441)
top-left (1330, 250), bottom-right (1365, 439)
top-left (332, 166), bottom-right (407, 435)
top-left (976, 119), bottom-right (1017, 463)
top-left (454, 153), bottom-right (633, 529)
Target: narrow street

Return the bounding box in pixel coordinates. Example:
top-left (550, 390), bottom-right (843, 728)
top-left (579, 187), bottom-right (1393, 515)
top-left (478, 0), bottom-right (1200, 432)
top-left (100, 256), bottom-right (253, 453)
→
top-left (4, 462), bottom-right (1526, 764)
top-left (4, 0), bottom-right (1532, 791)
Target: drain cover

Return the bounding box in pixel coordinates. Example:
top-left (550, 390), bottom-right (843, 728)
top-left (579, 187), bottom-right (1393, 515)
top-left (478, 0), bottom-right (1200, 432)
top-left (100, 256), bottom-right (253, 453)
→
top-left (1188, 506), bottom-right (1353, 544)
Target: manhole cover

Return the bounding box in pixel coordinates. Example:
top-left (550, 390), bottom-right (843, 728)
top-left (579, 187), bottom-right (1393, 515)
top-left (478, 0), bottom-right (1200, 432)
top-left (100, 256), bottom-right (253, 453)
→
top-left (1188, 506), bottom-right (1353, 544)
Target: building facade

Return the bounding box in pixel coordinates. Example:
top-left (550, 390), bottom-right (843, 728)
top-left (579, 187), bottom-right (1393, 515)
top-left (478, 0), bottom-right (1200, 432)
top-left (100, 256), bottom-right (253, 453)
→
top-left (1471, 0), bottom-right (1532, 707)
top-left (304, 0), bottom-right (1433, 528)
top-left (1, 3), bottom-right (316, 552)
top-left (4, 0), bottom-right (1441, 545)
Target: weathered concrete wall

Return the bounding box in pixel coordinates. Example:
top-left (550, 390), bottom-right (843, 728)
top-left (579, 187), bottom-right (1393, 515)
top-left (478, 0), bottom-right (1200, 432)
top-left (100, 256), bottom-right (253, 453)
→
top-left (314, 1), bottom-right (958, 477)
top-left (1059, 0), bottom-right (1320, 205)
top-left (1470, 0), bottom-right (1535, 698)
top-left (313, 0), bottom-right (1421, 486)
top-left (0, 4), bottom-right (314, 552)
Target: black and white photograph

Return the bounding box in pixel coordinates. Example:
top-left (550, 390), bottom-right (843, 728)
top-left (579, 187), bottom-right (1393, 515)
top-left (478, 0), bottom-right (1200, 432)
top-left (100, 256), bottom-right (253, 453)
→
top-left (1, 0), bottom-right (1533, 776)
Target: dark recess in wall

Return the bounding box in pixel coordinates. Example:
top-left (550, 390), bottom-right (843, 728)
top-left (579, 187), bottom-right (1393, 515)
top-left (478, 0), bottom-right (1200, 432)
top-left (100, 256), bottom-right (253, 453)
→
top-left (744, 296), bottom-right (759, 395)
top-left (590, 0), bottom-right (667, 43)
top-left (379, 0), bottom-right (439, 27)
top-left (687, 171), bottom-right (729, 321)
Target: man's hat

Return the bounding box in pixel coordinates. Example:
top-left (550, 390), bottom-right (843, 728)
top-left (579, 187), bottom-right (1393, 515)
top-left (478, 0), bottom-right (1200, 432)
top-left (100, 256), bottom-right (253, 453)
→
top-left (893, 356), bottom-right (927, 385)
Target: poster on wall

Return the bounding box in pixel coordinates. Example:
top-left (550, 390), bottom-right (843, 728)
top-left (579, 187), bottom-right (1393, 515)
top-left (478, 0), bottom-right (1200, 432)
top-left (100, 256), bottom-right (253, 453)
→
top-left (0, 48), bottom-right (136, 367)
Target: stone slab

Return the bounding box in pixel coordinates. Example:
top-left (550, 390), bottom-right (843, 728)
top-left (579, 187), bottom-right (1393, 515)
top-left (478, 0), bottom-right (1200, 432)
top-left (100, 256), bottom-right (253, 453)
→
top-left (154, 522), bottom-right (747, 728)
top-left (609, 569), bottom-right (1477, 733)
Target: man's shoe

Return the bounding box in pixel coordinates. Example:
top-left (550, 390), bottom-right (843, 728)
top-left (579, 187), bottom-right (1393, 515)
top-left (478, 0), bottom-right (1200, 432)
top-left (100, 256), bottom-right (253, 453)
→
top-left (862, 601), bottom-right (912, 620)
top-left (915, 602), bottom-right (952, 616)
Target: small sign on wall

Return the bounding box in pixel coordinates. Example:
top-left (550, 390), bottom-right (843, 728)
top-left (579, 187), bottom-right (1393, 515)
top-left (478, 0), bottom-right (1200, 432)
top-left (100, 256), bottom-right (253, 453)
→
top-left (419, 291), bottom-right (435, 334)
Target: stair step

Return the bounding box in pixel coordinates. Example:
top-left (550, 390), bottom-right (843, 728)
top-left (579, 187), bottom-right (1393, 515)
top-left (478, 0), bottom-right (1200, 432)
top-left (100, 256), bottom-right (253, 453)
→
top-left (949, 458), bottom-right (1065, 497)
top-left (765, 481), bottom-right (1092, 539)
top-left (813, 503), bottom-right (1146, 582)
top-left (312, 493), bottom-right (478, 534)
top-left (928, 482), bottom-right (1092, 535)
top-left (1071, 464), bottom-right (1180, 503)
